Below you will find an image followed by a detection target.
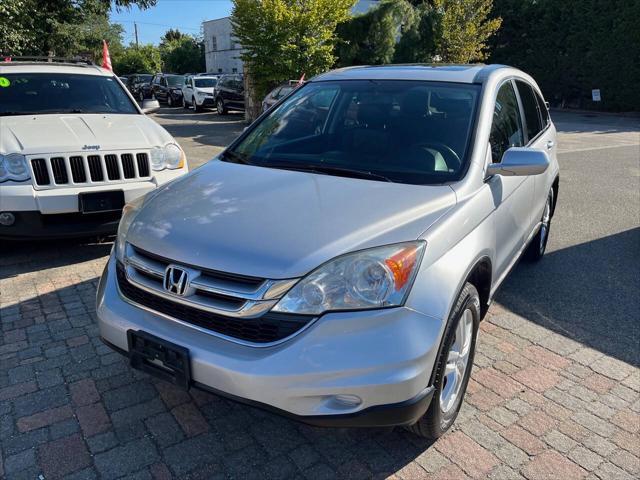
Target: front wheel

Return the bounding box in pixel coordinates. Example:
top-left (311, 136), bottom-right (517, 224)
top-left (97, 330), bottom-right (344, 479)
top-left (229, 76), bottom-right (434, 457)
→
top-left (524, 188), bottom-right (554, 261)
top-left (405, 283), bottom-right (480, 439)
top-left (167, 95), bottom-right (174, 107)
top-left (216, 98), bottom-right (227, 115)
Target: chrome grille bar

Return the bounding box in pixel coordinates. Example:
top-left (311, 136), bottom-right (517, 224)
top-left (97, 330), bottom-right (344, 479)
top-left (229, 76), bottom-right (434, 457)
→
top-left (29, 151), bottom-right (151, 188)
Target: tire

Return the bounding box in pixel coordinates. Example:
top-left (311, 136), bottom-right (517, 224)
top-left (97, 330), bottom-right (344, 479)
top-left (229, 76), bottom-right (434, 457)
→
top-left (524, 188), bottom-right (554, 262)
top-left (167, 95), bottom-right (174, 107)
top-left (216, 98), bottom-right (227, 115)
top-left (194, 102), bottom-right (203, 113)
top-left (405, 283), bottom-right (480, 439)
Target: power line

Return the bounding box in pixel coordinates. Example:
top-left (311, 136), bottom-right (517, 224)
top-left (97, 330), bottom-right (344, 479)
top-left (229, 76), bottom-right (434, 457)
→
top-left (115, 19), bottom-right (201, 32)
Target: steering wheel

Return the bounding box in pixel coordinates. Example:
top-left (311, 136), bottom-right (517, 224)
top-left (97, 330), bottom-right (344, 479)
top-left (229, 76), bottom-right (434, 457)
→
top-left (414, 142), bottom-right (462, 171)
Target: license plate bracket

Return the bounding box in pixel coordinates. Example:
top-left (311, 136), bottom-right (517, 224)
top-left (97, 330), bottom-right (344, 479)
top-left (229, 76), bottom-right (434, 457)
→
top-left (127, 330), bottom-right (191, 389)
top-left (79, 190), bottom-right (125, 214)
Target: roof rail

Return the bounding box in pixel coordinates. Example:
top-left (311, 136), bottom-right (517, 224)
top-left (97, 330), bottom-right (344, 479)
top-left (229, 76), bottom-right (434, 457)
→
top-left (0, 56), bottom-right (95, 66)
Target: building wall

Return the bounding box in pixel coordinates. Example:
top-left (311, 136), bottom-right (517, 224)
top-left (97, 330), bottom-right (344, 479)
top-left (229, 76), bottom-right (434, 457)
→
top-left (202, 1), bottom-right (380, 74)
top-left (203, 17), bottom-right (244, 75)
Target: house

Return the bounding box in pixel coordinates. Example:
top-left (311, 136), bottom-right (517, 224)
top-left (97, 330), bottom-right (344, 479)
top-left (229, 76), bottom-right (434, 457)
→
top-left (203, 1), bottom-right (381, 75)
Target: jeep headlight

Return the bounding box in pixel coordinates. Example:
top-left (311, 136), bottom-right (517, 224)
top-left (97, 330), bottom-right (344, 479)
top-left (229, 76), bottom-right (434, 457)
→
top-left (150, 143), bottom-right (185, 171)
top-left (273, 242), bottom-right (425, 315)
top-left (0, 154), bottom-right (30, 182)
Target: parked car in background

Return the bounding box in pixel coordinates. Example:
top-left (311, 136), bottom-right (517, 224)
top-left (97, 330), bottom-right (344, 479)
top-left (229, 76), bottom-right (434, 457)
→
top-left (118, 76), bottom-right (129, 84)
top-left (262, 81), bottom-right (299, 112)
top-left (214, 74), bottom-right (244, 115)
top-left (0, 58), bottom-right (189, 239)
top-left (97, 64), bottom-right (558, 438)
top-left (150, 73), bottom-right (185, 107)
top-left (126, 74), bottom-right (153, 101)
top-left (182, 75), bottom-right (218, 112)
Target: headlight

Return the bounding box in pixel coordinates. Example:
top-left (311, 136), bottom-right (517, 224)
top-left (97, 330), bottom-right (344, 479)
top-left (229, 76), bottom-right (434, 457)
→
top-left (0, 154), bottom-right (30, 182)
top-left (115, 194), bottom-right (146, 261)
top-left (150, 143), bottom-right (186, 171)
top-left (273, 241), bottom-right (425, 315)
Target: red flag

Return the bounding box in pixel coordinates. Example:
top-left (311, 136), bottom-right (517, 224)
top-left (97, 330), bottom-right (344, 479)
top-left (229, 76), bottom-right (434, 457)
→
top-left (102, 40), bottom-right (112, 71)
top-left (297, 73), bottom-right (305, 86)
top-left (3, 57), bottom-right (11, 62)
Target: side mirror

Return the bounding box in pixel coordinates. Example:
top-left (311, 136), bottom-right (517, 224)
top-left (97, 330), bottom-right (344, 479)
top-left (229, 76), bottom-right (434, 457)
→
top-left (487, 147), bottom-right (550, 177)
top-left (141, 99), bottom-right (160, 114)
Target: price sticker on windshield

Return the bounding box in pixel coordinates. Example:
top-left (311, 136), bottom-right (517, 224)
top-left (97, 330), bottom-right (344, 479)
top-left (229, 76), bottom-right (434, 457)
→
top-left (0, 77), bottom-right (10, 87)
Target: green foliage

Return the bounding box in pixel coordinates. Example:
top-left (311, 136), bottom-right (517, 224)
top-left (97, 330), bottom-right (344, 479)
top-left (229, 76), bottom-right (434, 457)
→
top-left (433, 0), bottom-right (502, 62)
top-left (489, 0), bottom-right (640, 111)
top-left (160, 35), bottom-right (205, 74)
top-left (112, 44), bottom-right (162, 75)
top-left (231, 0), bottom-right (357, 99)
top-left (335, 0), bottom-right (415, 67)
top-left (0, 0), bottom-right (155, 57)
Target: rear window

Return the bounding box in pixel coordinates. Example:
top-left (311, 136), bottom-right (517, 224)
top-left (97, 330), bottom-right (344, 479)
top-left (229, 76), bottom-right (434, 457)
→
top-left (0, 73), bottom-right (138, 116)
top-left (228, 80), bottom-right (480, 185)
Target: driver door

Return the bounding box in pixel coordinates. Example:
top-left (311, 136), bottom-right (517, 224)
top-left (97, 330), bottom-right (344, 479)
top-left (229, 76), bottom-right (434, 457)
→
top-left (487, 80), bottom-right (535, 281)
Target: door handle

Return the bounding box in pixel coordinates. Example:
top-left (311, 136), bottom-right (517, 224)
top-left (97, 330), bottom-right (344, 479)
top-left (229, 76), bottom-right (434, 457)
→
top-left (546, 140), bottom-right (555, 149)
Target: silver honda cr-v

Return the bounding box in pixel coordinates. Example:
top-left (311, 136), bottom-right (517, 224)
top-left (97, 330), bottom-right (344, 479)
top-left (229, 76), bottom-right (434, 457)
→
top-left (97, 64), bottom-right (559, 438)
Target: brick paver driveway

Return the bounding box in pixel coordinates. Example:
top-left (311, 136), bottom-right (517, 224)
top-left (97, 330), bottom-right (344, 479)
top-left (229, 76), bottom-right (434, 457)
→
top-left (1, 111), bottom-right (638, 479)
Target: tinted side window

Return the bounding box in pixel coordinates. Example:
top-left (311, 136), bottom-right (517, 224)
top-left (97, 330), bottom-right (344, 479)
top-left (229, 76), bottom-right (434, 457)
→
top-left (516, 80), bottom-right (542, 141)
top-left (490, 82), bottom-right (524, 162)
top-left (536, 92), bottom-right (550, 126)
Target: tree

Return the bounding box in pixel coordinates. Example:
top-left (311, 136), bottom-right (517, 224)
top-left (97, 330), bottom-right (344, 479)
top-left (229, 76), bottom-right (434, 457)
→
top-left (433, 0), bottom-right (501, 62)
top-left (160, 29), bottom-right (190, 46)
top-left (112, 44), bottom-right (162, 75)
top-left (0, 0), bottom-right (156, 57)
top-left (336, 0), bottom-right (415, 67)
top-left (232, 0), bottom-right (357, 120)
top-left (161, 35), bottom-right (205, 74)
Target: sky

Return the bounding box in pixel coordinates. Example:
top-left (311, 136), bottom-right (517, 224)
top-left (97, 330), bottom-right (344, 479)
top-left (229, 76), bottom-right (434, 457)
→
top-left (110, 0), bottom-right (234, 46)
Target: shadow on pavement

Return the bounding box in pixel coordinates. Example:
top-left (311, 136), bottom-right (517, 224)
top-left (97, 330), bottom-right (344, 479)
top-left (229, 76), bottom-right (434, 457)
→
top-left (497, 227), bottom-right (640, 366)
top-left (0, 238), bottom-right (112, 280)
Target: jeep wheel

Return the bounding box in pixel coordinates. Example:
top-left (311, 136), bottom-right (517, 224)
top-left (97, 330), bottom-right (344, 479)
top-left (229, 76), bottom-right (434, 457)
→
top-left (524, 188), bottom-right (554, 261)
top-left (216, 98), bottom-right (227, 115)
top-left (406, 283), bottom-right (480, 439)
top-left (167, 95), bottom-right (174, 107)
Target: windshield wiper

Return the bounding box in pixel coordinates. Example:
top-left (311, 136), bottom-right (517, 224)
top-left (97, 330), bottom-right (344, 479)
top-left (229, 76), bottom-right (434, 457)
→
top-left (266, 163), bottom-right (393, 183)
top-left (0, 111), bottom-right (41, 116)
top-left (221, 149), bottom-right (252, 165)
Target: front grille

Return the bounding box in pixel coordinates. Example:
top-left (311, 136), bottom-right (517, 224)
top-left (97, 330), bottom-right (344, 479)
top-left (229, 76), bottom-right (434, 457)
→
top-left (30, 152), bottom-right (151, 187)
top-left (116, 261), bottom-right (310, 343)
top-left (31, 158), bottom-right (50, 185)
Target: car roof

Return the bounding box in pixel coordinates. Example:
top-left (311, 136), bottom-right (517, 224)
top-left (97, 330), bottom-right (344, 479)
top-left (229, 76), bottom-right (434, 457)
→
top-left (311, 64), bottom-right (511, 84)
top-left (0, 62), bottom-right (113, 76)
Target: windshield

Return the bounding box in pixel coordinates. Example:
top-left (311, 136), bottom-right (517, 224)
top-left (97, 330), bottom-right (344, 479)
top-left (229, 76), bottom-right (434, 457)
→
top-left (138, 75), bottom-right (152, 83)
top-left (166, 75), bottom-right (185, 87)
top-left (0, 73), bottom-right (138, 116)
top-left (194, 78), bottom-right (217, 88)
top-left (227, 80), bottom-right (480, 185)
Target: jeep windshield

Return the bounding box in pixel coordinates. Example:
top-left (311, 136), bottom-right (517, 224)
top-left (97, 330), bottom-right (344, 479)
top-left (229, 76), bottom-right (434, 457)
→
top-left (225, 80), bottom-right (480, 185)
top-left (0, 73), bottom-right (139, 116)
top-left (166, 75), bottom-right (185, 87)
top-left (194, 78), bottom-right (217, 88)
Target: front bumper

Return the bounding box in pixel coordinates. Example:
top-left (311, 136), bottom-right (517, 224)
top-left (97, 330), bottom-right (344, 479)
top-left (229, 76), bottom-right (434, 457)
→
top-left (0, 170), bottom-right (184, 239)
top-left (195, 96), bottom-right (215, 107)
top-left (97, 254), bottom-right (443, 426)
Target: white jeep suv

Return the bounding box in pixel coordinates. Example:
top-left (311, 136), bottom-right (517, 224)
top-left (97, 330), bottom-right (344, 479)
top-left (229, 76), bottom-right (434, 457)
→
top-left (0, 58), bottom-right (188, 239)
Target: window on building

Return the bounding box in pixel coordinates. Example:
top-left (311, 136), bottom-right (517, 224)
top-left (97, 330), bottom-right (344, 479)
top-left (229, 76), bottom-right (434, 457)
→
top-left (232, 68), bottom-right (238, 73)
top-left (218, 68), bottom-right (223, 74)
top-left (211, 35), bottom-right (217, 51)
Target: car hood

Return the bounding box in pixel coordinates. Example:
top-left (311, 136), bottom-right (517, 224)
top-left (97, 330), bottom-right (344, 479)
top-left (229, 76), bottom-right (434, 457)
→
top-left (127, 160), bottom-right (457, 279)
top-left (0, 113), bottom-right (174, 155)
top-left (194, 87), bottom-right (215, 94)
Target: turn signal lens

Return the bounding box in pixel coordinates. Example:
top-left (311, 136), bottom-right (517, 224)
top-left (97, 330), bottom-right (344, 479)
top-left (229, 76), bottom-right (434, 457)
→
top-left (385, 245), bottom-right (419, 290)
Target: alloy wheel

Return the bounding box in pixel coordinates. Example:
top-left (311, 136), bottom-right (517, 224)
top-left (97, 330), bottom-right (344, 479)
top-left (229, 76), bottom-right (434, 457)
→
top-left (539, 193), bottom-right (552, 254)
top-left (440, 309), bottom-right (474, 414)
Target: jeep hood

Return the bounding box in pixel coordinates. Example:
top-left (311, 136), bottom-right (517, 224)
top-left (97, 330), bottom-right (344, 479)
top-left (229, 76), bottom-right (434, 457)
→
top-left (127, 160), bottom-right (456, 279)
top-left (0, 114), bottom-right (174, 155)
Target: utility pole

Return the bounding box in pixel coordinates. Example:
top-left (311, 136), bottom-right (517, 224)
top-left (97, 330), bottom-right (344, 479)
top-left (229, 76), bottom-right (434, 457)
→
top-left (134, 23), bottom-right (139, 48)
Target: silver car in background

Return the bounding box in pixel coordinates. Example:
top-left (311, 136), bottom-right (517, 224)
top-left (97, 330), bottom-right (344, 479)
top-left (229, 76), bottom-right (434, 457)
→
top-left (97, 64), bottom-right (559, 438)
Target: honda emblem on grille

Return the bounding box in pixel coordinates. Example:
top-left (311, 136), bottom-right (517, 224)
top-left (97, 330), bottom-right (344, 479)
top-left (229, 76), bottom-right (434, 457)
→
top-left (164, 265), bottom-right (189, 296)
